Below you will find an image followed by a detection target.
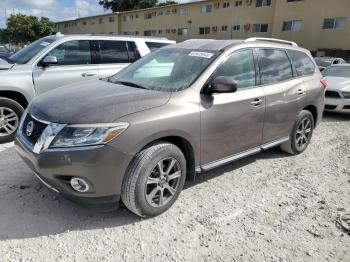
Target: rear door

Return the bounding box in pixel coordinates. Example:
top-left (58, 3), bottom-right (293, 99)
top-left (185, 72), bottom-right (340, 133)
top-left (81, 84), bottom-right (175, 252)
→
top-left (97, 40), bottom-right (140, 78)
top-left (33, 40), bottom-right (99, 95)
top-left (257, 48), bottom-right (306, 144)
top-left (200, 49), bottom-right (265, 167)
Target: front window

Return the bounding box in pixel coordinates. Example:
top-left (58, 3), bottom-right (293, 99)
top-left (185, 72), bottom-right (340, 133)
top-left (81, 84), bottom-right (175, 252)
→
top-left (322, 66), bottom-right (350, 78)
top-left (110, 48), bottom-right (220, 92)
top-left (314, 58), bottom-right (332, 68)
top-left (8, 38), bottom-right (55, 64)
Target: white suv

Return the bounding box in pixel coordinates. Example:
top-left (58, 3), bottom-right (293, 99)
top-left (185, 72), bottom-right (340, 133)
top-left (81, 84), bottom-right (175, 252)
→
top-left (0, 34), bottom-right (175, 142)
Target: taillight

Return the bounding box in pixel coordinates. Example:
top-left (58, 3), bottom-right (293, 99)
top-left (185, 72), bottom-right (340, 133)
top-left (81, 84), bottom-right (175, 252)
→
top-left (320, 79), bottom-right (328, 88)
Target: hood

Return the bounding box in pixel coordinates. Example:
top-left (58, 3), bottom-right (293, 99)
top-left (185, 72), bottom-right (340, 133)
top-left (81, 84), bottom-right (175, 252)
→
top-left (0, 58), bottom-right (14, 70)
top-left (324, 77), bottom-right (350, 92)
top-left (30, 79), bottom-right (171, 124)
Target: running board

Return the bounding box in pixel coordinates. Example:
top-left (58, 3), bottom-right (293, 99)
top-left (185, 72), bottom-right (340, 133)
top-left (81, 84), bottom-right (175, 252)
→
top-left (199, 137), bottom-right (289, 172)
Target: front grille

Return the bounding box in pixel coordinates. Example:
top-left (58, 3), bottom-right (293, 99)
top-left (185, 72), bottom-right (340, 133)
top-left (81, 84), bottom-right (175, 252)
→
top-left (325, 105), bottom-right (337, 110)
top-left (343, 105), bottom-right (350, 110)
top-left (325, 91), bottom-right (341, 98)
top-left (22, 114), bottom-right (48, 145)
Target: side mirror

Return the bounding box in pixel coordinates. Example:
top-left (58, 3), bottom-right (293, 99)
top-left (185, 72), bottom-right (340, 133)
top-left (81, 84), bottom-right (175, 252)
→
top-left (209, 76), bottom-right (238, 94)
top-left (41, 56), bottom-right (58, 67)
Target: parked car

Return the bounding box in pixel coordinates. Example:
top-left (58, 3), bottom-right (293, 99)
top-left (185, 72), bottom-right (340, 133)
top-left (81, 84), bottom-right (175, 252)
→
top-left (15, 38), bottom-right (325, 217)
top-left (0, 45), bottom-right (13, 59)
top-left (0, 34), bottom-right (175, 143)
top-left (322, 64), bottom-right (350, 113)
top-left (314, 56), bottom-right (346, 71)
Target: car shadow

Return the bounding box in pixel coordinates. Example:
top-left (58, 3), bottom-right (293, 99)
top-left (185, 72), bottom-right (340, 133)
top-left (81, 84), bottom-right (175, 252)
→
top-left (0, 112), bottom-right (345, 241)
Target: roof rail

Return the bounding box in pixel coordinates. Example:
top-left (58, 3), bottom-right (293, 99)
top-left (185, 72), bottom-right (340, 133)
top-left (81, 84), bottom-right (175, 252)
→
top-left (244, 37), bottom-right (298, 46)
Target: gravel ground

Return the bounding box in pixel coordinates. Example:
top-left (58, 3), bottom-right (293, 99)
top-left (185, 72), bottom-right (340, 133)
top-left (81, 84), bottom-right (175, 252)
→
top-left (0, 112), bottom-right (349, 262)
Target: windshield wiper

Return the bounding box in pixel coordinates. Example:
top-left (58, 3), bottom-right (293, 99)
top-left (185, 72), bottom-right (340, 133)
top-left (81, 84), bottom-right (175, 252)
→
top-left (113, 81), bottom-right (148, 90)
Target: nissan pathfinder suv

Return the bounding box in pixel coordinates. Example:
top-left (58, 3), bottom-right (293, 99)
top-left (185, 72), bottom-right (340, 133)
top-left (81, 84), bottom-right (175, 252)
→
top-left (15, 38), bottom-right (325, 217)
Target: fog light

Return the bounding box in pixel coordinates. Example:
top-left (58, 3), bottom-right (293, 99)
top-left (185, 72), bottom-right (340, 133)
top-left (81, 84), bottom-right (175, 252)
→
top-left (70, 177), bottom-right (89, 193)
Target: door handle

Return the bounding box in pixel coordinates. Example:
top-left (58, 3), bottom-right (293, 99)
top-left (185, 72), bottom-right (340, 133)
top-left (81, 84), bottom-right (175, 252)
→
top-left (81, 72), bottom-right (96, 77)
top-left (297, 89), bottom-right (306, 95)
top-left (251, 99), bottom-right (263, 106)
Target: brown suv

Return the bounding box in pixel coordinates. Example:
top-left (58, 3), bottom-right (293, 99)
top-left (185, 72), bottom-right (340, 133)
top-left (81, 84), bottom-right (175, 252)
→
top-left (15, 38), bottom-right (325, 217)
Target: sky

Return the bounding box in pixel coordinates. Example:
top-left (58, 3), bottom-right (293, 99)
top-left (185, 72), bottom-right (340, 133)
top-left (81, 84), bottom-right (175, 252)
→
top-left (0, 0), bottom-right (192, 28)
top-left (0, 0), bottom-right (109, 28)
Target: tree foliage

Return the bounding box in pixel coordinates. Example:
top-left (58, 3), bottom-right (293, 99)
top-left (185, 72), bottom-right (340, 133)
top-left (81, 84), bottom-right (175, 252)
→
top-left (0, 14), bottom-right (55, 44)
top-left (99, 0), bottom-right (178, 12)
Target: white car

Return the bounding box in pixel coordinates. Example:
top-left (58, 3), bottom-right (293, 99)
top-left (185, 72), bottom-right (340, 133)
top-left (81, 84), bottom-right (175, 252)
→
top-left (323, 64), bottom-right (350, 113)
top-left (0, 34), bottom-right (175, 142)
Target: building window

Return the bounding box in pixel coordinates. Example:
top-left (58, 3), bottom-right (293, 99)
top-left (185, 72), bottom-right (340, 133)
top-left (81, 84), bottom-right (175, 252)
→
top-left (99, 18), bottom-right (104, 24)
top-left (199, 27), bottom-right (210, 34)
top-left (144, 13), bottom-right (152, 20)
top-left (287, 0), bottom-right (303, 2)
top-left (179, 8), bottom-right (188, 16)
top-left (223, 2), bottom-right (230, 8)
top-left (166, 29), bottom-right (170, 33)
top-left (233, 25), bottom-right (240, 31)
top-left (109, 16), bottom-right (115, 23)
top-left (135, 31), bottom-right (139, 35)
top-left (200, 5), bottom-right (212, 13)
top-left (283, 20), bottom-right (303, 31)
top-left (221, 25), bottom-right (228, 31)
top-left (135, 14), bottom-right (139, 18)
top-left (256, 0), bottom-right (271, 7)
top-left (252, 23), bottom-right (269, 32)
top-left (144, 30), bottom-right (152, 36)
top-left (323, 17), bottom-right (347, 30)
top-left (124, 15), bottom-right (133, 22)
top-left (178, 28), bottom-right (188, 36)
top-left (235, 0), bottom-right (242, 6)
top-left (158, 29), bottom-right (163, 34)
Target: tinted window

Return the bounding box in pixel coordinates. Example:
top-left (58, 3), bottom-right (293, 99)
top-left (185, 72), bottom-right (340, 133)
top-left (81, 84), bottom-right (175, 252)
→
top-left (99, 40), bottom-right (129, 64)
top-left (46, 40), bottom-right (91, 66)
top-left (287, 50), bottom-right (315, 76)
top-left (213, 49), bottom-right (256, 89)
top-left (258, 49), bottom-right (293, 84)
top-left (145, 42), bottom-right (171, 52)
top-left (127, 41), bottom-right (140, 62)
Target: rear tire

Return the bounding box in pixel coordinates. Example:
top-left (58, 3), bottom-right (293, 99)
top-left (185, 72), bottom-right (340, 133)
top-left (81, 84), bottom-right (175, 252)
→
top-left (0, 97), bottom-right (24, 144)
top-left (121, 142), bottom-right (186, 217)
top-left (280, 110), bottom-right (314, 155)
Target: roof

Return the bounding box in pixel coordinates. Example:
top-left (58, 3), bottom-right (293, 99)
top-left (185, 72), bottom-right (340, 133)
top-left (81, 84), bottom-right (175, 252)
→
top-left (165, 39), bottom-right (244, 51)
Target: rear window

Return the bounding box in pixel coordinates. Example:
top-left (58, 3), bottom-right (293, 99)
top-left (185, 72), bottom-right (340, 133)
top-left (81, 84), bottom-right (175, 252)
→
top-left (287, 50), bottom-right (315, 76)
top-left (99, 40), bottom-right (129, 63)
top-left (258, 49), bottom-right (293, 85)
top-left (145, 42), bottom-right (171, 52)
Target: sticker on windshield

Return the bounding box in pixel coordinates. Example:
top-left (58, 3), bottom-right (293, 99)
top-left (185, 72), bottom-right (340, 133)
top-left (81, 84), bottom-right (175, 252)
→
top-left (188, 51), bottom-right (214, 59)
top-left (40, 42), bottom-right (50, 47)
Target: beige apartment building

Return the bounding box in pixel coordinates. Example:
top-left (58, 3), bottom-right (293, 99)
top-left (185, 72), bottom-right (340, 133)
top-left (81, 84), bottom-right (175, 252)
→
top-left (55, 0), bottom-right (350, 59)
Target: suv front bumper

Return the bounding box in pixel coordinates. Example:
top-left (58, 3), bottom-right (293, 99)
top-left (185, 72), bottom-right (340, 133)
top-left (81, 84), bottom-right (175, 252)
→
top-left (15, 134), bottom-right (134, 211)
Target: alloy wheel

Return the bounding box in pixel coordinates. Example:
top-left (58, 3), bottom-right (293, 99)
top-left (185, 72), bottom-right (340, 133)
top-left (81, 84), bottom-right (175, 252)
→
top-left (0, 107), bottom-right (19, 137)
top-left (295, 117), bottom-right (312, 151)
top-left (145, 157), bottom-right (182, 208)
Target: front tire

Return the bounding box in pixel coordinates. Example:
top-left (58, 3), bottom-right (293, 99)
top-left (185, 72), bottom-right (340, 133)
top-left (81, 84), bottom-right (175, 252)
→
top-left (121, 142), bottom-right (186, 217)
top-left (0, 97), bottom-right (24, 143)
top-left (280, 110), bottom-right (314, 155)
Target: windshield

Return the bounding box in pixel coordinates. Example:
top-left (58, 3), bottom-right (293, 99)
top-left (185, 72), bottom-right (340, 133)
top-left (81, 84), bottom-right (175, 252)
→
top-left (8, 38), bottom-right (55, 64)
top-left (322, 66), bottom-right (350, 78)
top-left (110, 48), bottom-right (220, 92)
top-left (0, 46), bottom-right (9, 53)
top-left (314, 58), bottom-right (332, 68)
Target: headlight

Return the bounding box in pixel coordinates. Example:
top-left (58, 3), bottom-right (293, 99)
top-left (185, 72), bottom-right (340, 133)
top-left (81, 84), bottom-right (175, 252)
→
top-left (49, 123), bottom-right (129, 148)
top-left (342, 91), bottom-right (350, 98)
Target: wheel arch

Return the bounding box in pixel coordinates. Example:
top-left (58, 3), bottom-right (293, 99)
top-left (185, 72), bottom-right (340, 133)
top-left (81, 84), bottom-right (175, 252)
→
top-left (303, 105), bottom-right (318, 126)
top-left (0, 90), bottom-right (29, 109)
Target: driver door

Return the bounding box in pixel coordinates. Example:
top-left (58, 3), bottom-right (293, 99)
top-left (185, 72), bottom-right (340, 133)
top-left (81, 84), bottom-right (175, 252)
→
top-left (32, 40), bottom-right (99, 95)
top-left (200, 49), bottom-right (265, 169)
